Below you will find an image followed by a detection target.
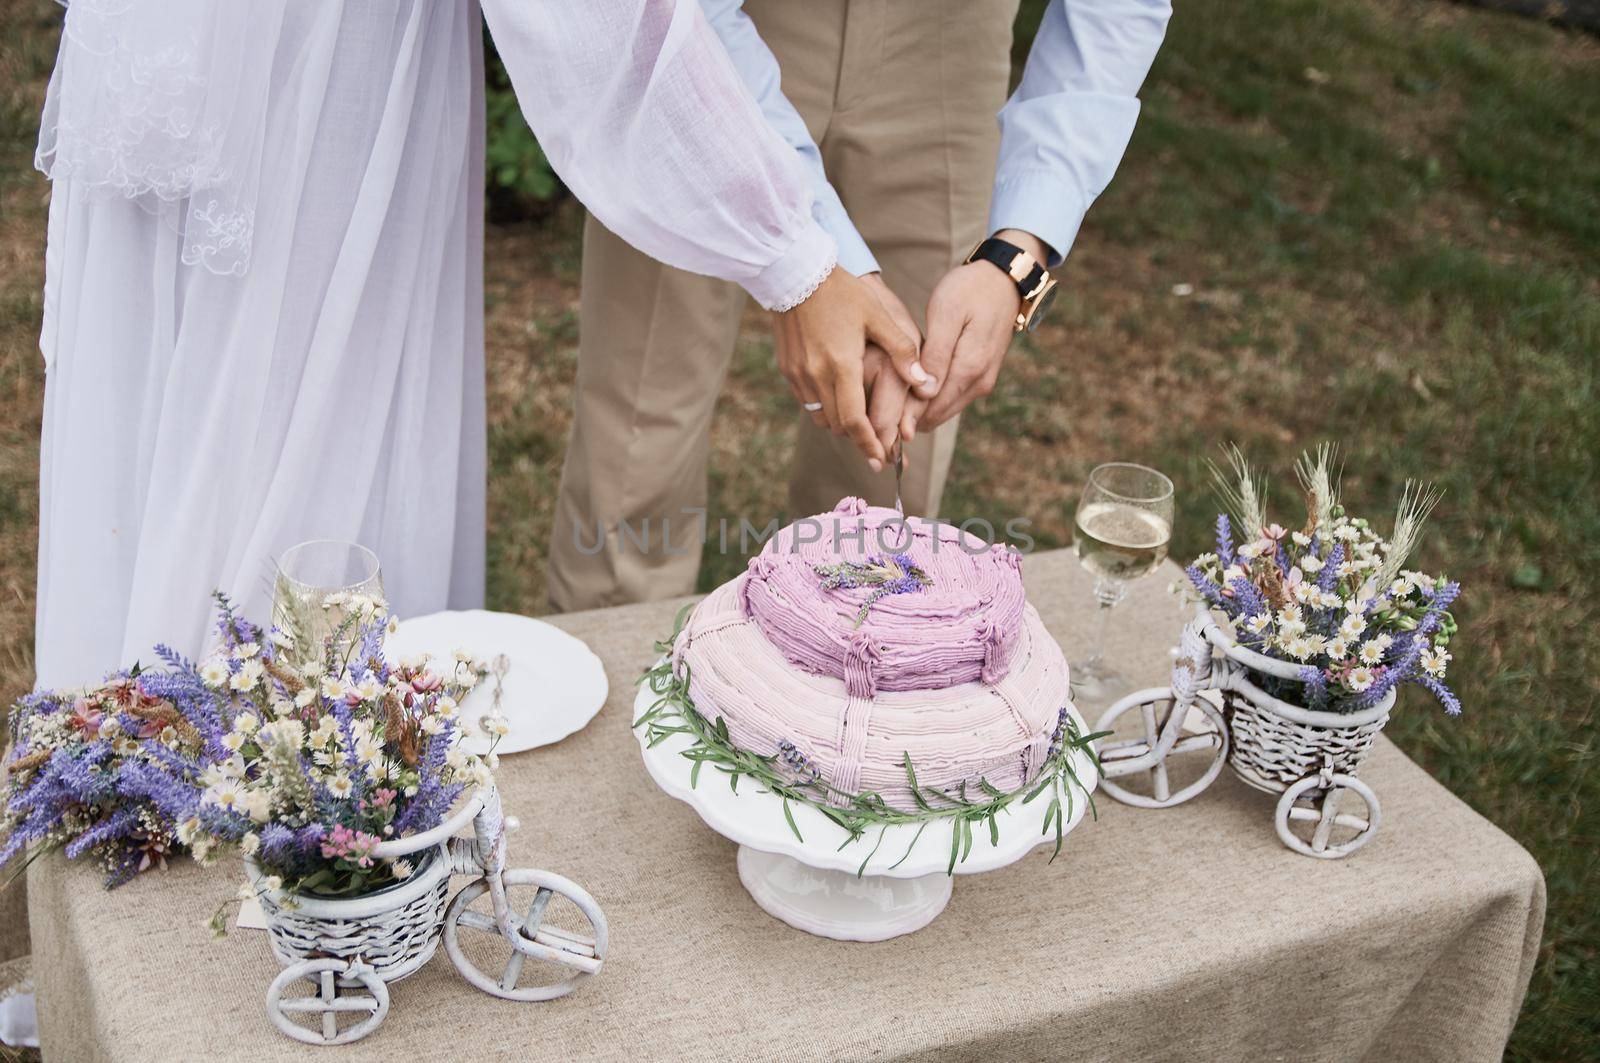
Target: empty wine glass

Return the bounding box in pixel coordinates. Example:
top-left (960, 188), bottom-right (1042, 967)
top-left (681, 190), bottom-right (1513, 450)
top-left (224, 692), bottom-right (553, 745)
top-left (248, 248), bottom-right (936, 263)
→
top-left (272, 540), bottom-right (385, 669)
top-left (1070, 463), bottom-right (1175, 707)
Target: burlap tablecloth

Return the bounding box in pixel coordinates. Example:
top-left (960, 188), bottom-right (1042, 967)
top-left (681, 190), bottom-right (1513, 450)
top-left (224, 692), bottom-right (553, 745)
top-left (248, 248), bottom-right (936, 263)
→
top-left (26, 551), bottom-right (1543, 1061)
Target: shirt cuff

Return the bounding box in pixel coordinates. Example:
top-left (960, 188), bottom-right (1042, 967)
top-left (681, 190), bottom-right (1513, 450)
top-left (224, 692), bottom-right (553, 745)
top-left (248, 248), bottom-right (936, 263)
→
top-left (986, 171), bottom-right (1091, 269)
top-left (813, 194), bottom-right (878, 277)
top-left (747, 218), bottom-right (838, 312)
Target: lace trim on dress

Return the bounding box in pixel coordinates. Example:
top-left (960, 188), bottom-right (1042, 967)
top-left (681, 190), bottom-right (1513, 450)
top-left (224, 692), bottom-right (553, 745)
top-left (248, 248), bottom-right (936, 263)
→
top-left (769, 251), bottom-right (837, 313)
top-left (36, 0), bottom-right (279, 277)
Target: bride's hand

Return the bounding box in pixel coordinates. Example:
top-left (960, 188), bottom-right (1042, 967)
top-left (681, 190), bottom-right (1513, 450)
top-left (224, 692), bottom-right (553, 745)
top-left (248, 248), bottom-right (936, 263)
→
top-left (775, 269), bottom-right (927, 470)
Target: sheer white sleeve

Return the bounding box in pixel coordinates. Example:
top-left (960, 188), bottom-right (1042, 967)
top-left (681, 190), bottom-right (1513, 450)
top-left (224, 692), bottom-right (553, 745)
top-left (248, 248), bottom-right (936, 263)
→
top-left (698, 0), bottom-right (878, 277)
top-left (480, 0), bottom-right (838, 310)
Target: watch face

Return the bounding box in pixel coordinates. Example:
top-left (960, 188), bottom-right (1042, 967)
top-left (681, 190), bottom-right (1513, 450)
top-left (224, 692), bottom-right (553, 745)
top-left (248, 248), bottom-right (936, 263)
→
top-left (1025, 280), bottom-right (1059, 332)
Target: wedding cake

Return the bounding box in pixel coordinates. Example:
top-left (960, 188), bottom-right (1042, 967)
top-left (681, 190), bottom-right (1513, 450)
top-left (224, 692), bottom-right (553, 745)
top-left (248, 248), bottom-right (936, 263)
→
top-left (669, 497), bottom-right (1071, 810)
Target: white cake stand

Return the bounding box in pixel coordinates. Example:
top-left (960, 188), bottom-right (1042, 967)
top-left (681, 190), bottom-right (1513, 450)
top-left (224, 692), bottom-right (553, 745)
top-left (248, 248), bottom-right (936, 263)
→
top-left (632, 677), bottom-right (1099, 941)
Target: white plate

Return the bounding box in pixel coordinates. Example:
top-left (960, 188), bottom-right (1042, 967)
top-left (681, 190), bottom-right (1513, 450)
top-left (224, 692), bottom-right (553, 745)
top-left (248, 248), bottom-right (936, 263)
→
top-left (387, 610), bottom-right (607, 756)
top-left (632, 664), bottom-right (1098, 878)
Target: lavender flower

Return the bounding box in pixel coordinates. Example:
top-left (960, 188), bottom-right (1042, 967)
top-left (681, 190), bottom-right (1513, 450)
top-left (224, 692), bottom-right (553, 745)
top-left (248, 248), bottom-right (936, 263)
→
top-left (814, 554), bottom-right (933, 627)
top-left (776, 740), bottom-right (822, 784)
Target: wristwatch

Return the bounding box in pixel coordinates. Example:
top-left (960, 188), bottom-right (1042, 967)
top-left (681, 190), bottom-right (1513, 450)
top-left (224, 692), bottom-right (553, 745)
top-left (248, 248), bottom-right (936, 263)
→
top-left (965, 237), bottom-right (1058, 333)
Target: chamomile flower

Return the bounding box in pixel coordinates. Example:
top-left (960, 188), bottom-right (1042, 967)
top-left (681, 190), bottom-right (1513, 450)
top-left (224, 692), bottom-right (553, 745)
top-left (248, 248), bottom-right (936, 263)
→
top-left (240, 832), bottom-right (261, 856)
top-left (204, 780), bottom-right (246, 812)
top-left (199, 658), bottom-right (232, 689)
top-left (391, 859), bottom-right (414, 880)
top-left (326, 774), bottom-right (355, 799)
top-left (1421, 647), bottom-right (1452, 677)
top-left (231, 641), bottom-right (261, 660)
top-left (1346, 666), bottom-right (1376, 693)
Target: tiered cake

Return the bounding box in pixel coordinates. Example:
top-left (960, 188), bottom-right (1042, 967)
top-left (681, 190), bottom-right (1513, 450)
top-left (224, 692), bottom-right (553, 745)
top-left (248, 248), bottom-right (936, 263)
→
top-left (670, 498), bottom-right (1071, 810)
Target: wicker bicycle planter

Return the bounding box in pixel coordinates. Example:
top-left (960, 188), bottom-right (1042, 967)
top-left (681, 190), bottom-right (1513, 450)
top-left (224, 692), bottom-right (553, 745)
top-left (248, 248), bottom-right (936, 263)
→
top-left (1219, 646), bottom-right (1394, 795)
top-left (242, 788), bottom-right (609, 1046)
top-left (1096, 606), bottom-right (1395, 859)
top-left (245, 845), bottom-right (452, 984)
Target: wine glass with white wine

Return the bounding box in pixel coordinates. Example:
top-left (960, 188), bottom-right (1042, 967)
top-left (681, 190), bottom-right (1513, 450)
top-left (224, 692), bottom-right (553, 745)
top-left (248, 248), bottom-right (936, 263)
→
top-left (1070, 463), bottom-right (1174, 706)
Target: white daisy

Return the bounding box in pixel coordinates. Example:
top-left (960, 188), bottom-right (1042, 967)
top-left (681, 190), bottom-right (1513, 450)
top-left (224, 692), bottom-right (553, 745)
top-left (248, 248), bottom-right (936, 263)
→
top-left (321, 676), bottom-right (350, 700)
top-left (1421, 647), bottom-right (1452, 678)
top-left (326, 774), bottom-right (354, 799)
top-left (221, 731), bottom-right (247, 753)
top-left (240, 832), bottom-right (261, 856)
top-left (294, 687), bottom-right (317, 709)
top-left (391, 859), bottom-right (414, 880)
top-left (1346, 666), bottom-right (1376, 693)
top-left (231, 641), bottom-right (261, 660)
top-left (199, 659), bottom-right (232, 689)
top-left (205, 780), bottom-right (245, 812)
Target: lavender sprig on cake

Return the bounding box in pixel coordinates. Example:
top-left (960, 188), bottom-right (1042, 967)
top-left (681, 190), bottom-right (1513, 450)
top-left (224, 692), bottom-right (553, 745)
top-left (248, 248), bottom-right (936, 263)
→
top-left (813, 553), bottom-right (933, 627)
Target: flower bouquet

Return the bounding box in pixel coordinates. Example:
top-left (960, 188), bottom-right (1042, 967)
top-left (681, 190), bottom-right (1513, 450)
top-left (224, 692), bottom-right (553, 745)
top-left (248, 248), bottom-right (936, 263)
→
top-left (1182, 446), bottom-right (1461, 789)
top-left (3, 593), bottom-right (504, 915)
top-left (2, 663), bottom-right (221, 887)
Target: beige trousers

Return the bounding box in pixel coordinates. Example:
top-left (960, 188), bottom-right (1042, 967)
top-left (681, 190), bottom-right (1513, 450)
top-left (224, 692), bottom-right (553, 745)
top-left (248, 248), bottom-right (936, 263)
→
top-left (548, 0), bottom-right (1019, 612)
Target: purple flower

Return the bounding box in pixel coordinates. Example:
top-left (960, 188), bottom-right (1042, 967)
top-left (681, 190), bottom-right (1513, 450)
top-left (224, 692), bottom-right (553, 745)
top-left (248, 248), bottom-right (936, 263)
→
top-left (1214, 514), bottom-right (1235, 567)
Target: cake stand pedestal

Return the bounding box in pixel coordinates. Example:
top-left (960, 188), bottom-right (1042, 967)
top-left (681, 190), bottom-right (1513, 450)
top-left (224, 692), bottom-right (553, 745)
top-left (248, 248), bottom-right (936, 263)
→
top-left (633, 677), bottom-right (1097, 942)
top-left (735, 846), bottom-right (953, 941)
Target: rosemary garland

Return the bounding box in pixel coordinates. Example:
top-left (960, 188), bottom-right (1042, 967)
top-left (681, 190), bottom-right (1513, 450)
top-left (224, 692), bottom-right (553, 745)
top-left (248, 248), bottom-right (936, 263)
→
top-left (634, 611), bottom-right (1107, 877)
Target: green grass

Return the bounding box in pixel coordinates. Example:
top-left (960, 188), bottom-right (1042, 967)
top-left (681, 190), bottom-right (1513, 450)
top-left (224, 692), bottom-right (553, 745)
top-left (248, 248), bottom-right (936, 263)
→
top-left (0, 0), bottom-right (1595, 1058)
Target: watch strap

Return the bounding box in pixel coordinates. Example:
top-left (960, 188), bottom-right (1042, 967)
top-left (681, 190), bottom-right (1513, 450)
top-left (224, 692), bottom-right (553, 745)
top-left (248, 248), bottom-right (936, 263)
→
top-left (967, 238), bottom-right (1048, 300)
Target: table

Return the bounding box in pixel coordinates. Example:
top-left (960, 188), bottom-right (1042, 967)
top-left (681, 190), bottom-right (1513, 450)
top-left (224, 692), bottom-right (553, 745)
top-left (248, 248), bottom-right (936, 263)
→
top-left (27, 551), bottom-right (1544, 1061)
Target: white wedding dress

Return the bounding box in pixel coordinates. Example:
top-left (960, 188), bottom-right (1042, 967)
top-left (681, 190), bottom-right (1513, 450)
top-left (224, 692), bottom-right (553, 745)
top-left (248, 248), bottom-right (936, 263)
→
top-left (33, 0), bottom-right (836, 689)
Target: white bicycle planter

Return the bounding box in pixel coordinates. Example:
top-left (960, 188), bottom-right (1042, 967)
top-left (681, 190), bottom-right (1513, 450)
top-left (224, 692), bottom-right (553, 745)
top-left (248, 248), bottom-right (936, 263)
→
top-left (1093, 606), bottom-right (1393, 859)
top-left (245, 786), bottom-right (607, 1045)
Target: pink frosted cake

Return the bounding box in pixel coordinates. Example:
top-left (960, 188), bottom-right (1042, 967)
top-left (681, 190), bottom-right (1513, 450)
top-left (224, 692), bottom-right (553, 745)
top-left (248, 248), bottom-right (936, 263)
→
top-left (669, 498), bottom-right (1070, 809)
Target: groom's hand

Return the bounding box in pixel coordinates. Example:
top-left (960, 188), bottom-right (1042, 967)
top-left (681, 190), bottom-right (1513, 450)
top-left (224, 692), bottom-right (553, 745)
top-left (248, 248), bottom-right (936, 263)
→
top-left (776, 269), bottom-right (927, 469)
top-left (906, 229), bottom-right (1049, 436)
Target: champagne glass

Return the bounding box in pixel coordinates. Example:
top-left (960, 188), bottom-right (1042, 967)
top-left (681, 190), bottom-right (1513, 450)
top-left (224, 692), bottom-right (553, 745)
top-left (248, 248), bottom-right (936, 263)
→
top-left (272, 540), bottom-right (385, 670)
top-left (1070, 463), bottom-right (1174, 706)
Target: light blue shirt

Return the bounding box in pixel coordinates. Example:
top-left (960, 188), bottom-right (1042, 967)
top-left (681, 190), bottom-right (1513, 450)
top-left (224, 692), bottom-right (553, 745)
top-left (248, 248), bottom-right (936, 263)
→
top-left (702, 0), bottom-right (1172, 272)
